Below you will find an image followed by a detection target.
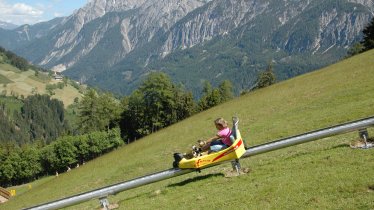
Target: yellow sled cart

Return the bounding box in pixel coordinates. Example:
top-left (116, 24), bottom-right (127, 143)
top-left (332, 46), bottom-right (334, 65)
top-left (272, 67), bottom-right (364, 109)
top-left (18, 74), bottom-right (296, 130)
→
top-left (174, 117), bottom-right (246, 172)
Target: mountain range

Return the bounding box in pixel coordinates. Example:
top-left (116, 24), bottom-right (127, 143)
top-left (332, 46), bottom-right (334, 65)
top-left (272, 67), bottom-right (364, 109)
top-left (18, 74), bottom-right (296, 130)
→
top-left (0, 0), bottom-right (373, 96)
top-left (0, 21), bottom-right (18, 30)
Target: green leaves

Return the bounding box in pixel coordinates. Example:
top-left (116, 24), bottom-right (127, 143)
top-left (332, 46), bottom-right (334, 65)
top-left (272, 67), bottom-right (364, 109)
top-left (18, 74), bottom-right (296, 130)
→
top-left (0, 129), bottom-right (123, 186)
top-left (346, 43), bottom-right (364, 58)
top-left (78, 89), bottom-right (121, 133)
top-left (0, 146), bottom-right (42, 185)
top-left (140, 72), bottom-right (176, 131)
top-left (255, 63), bottom-right (276, 89)
top-left (198, 80), bottom-right (234, 111)
top-left (53, 138), bottom-right (77, 170)
top-left (120, 72), bottom-right (196, 141)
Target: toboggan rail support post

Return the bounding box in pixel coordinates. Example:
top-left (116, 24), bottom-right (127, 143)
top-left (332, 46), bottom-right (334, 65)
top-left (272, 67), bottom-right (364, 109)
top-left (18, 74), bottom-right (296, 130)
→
top-left (230, 117), bottom-right (242, 174)
top-left (24, 116), bottom-right (374, 210)
top-left (99, 196), bottom-right (109, 210)
top-left (358, 128), bottom-right (370, 148)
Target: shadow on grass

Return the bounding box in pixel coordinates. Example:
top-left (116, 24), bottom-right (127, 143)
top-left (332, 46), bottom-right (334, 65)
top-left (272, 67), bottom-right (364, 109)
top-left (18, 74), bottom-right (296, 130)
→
top-left (326, 143), bottom-right (350, 150)
top-left (118, 191), bottom-right (150, 204)
top-left (116, 173), bottom-right (225, 207)
top-left (167, 173), bottom-right (224, 187)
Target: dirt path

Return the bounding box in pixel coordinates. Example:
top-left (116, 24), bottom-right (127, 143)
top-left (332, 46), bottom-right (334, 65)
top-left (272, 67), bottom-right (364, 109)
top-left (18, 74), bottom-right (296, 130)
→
top-left (0, 195), bottom-right (8, 203)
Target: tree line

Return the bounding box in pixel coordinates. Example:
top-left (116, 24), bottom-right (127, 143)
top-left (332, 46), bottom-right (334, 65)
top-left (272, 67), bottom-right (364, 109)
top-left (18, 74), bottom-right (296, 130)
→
top-left (0, 129), bottom-right (122, 186)
top-left (0, 46), bottom-right (47, 72)
top-left (0, 46), bottom-right (30, 71)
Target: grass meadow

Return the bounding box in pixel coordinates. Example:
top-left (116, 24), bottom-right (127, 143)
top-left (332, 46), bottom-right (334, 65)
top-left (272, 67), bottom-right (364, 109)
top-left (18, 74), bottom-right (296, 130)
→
top-left (2, 50), bottom-right (374, 209)
top-left (0, 63), bottom-right (81, 107)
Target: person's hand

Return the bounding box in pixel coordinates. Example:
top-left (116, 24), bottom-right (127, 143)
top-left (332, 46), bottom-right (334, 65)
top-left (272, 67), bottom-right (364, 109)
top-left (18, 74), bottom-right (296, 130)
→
top-left (197, 139), bottom-right (206, 147)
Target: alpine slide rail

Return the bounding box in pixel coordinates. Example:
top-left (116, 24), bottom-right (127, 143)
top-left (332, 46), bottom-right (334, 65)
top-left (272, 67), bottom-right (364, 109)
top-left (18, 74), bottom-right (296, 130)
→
top-left (24, 116), bottom-right (374, 210)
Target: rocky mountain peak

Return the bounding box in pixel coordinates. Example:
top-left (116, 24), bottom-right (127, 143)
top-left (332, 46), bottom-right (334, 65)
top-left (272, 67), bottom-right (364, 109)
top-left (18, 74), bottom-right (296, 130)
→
top-left (134, 0), bottom-right (206, 38)
top-left (72, 0), bottom-right (146, 25)
top-left (0, 21), bottom-right (18, 30)
top-left (348, 0), bottom-right (374, 9)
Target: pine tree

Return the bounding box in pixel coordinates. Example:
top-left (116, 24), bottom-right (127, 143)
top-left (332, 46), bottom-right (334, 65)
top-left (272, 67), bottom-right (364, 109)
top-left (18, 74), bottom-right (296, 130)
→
top-left (198, 81), bottom-right (213, 111)
top-left (97, 92), bottom-right (121, 131)
top-left (346, 43), bottom-right (364, 57)
top-left (218, 80), bottom-right (234, 103)
top-left (173, 87), bottom-right (196, 122)
top-left (78, 89), bottom-right (100, 133)
top-left (21, 94), bottom-right (68, 143)
top-left (120, 90), bottom-right (148, 141)
top-left (139, 72), bottom-right (175, 132)
top-left (198, 80), bottom-right (229, 111)
top-left (120, 72), bottom-right (197, 142)
top-left (256, 62), bottom-right (276, 89)
top-left (361, 17), bottom-right (374, 51)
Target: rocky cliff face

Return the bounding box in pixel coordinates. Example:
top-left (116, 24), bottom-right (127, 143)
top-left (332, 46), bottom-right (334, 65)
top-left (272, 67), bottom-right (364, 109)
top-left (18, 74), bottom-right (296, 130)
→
top-left (0, 17), bottom-right (64, 50)
top-left (160, 0), bottom-right (270, 56)
top-left (348, 0), bottom-right (374, 8)
top-left (273, 0), bottom-right (373, 53)
top-left (13, 0), bottom-right (206, 72)
top-left (161, 0), bottom-right (373, 56)
top-left (53, 0), bottom-right (146, 49)
top-left (0, 0), bottom-right (372, 95)
top-left (36, 0), bottom-right (147, 68)
top-left (122, 0), bottom-right (206, 51)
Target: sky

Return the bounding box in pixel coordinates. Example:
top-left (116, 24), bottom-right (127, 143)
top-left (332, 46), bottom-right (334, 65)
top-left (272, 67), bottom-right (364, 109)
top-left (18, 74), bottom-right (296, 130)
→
top-left (0, 0), bottom-right (88, 25)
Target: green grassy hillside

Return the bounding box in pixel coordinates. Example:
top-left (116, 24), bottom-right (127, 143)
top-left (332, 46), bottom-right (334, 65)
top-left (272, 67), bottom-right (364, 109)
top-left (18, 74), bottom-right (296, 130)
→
top-left (0, 62), bottom-right (82, 107)
top-left (2, 50), bottom-right (374, 209)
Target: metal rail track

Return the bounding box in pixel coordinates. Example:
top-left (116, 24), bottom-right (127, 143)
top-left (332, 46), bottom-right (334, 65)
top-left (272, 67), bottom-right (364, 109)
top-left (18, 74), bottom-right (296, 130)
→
top-left (25, 116), bottom-right (374, 210)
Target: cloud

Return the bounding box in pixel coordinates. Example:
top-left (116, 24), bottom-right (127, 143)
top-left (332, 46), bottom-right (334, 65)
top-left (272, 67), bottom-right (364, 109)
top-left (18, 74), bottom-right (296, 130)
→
top-left (54, 12), bottom-right (64, 17)
top-left (0, 0), bottom-right (44, 25)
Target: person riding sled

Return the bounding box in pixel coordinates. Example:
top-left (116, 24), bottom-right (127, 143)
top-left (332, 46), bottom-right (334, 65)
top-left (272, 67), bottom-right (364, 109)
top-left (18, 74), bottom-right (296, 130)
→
top-left (199, 117), bottom-right (233, 153)
top-left (173, 116), bottom-right (247, 169)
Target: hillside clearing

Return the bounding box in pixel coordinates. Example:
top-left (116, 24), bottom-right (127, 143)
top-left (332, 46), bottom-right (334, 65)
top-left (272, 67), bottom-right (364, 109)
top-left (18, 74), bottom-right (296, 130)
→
top-left (0, 63), bottom-right (81, 107)
top-left (2, 50), bottom-right (374, 209)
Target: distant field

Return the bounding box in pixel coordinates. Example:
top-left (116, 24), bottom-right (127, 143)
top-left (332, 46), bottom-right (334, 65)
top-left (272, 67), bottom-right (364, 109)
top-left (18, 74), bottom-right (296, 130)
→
top-left (0, 74), bottom-right (12, 84)
top-left (0, 96), bottom-right (23, 117)
top-left (2, 50), bottom-right (374, 210)
top-left (0, 63), bottom-right (81, 107)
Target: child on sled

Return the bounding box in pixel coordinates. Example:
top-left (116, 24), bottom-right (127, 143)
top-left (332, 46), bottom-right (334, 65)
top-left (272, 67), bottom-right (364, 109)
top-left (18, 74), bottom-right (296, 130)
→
top-left (179, 117), bottom-right (233, 160)
top-left (199, 117), bottom-right (233, 153)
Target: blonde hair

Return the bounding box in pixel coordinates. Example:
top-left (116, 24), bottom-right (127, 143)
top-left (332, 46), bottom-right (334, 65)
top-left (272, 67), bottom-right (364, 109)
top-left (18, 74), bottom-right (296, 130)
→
top-left (214, 118), bottom-right (228, 128)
